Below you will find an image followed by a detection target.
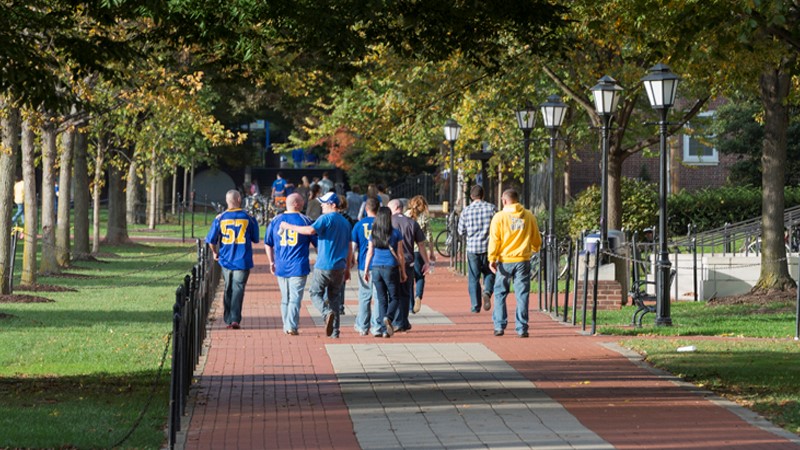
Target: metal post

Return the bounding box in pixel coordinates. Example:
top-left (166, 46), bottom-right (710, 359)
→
top-left (522, 130), bottom-right (532, 209)
top-left (591, 244), bottom-right (600, 335)
top-left (562, 238), bottom-right (573, 321)
top-left (599, 115), bottom-right (612, 258)
top-left (796, 257), bottom-right (799, 340)
top-left (581, 245), bottom-right (590, 331)
top-left (692, 236), bottom-right (698, 302)
top-left (572, 234), bottom-right (582, 325)
top-left (449, 140), bottom-right (456, 213)
top-left (547, 128), bottom-right (557, 316)
top-left (656, 109), bottom-right (673, 326)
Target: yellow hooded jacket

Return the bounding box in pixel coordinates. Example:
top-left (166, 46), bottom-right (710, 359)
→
top-left (488, 203), bottom-right (542, 263)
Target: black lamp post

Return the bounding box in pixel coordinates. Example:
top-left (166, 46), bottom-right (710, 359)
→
top-left (539, 95), bottom-right (568, 301)
top-left (444, 118), bottom-right (462, 214)
top-left (589, 75), bottom-right (624, 257)
top-left (641, 63), bottom-right (680, 327)
top-left (515, 103), bottom-right (537, 209)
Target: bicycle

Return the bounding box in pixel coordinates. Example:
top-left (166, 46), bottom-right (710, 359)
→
top-left (434, 210), bottom-right (459, 258)
top-left (530, 237), bottom-right (570, 281)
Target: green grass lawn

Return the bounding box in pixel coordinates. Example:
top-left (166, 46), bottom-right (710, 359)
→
top-left (0, 242), bottom-right (196, 449)
top-left (589, 301), bottom-right (800, 435)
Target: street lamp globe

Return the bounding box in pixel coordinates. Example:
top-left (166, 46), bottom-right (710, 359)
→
top-left (590, 75), bottom-right (624, 116)
top-left (539, 95), bottom-right (568, 129)
top-left (641, 63), bottom-right (680, 110)
top-left (443, 118), bottom-right (462, 143)
top-left (514, 102), bottom-right (537, 132)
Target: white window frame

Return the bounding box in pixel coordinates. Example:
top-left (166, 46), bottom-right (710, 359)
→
top-left (682, 111), bottom-right (719, 165)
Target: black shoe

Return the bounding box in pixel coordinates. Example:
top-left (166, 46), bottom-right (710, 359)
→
top-left (519, 331), bottom-right (529, 338)
top-left (494, 330), bottom-right (504, 336)
top-left (482, 292), bottom-right (492, 311)
top-left (471, 309), bottom-right (480, 313)
top-left (324, 314), bottom-right (335, 337)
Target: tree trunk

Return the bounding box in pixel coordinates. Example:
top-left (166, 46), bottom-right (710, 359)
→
top-left (105, 162), bottom-right (131, 244)
top-left (126, 159), bottom-right (138, 225)
top-left (92, 138), bottom-right (106, 254)
top-left (754, 65), bottom-right (795, 291)
top-left (0, 103), bottom-right (20, 294)
top-left (171, 171), bottom-right (178, 215)
top-left (40, 119), bottom-right (59, 275)
top-left (148, 154), bottom-right (157, 229)
top-left (72, 129), bottom-right (91, 260)
top-left (608, 147), bottom-right (629, 304)
top-left (20, 116), bottom-right (38, 286)
top-left (56, 121), bottom-right (76, 268)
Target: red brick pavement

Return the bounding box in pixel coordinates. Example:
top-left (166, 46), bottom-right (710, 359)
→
top-left (183, 251), bottom-right (799, 449)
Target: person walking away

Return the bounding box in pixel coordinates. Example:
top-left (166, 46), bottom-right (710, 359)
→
top-left (295, 176), bottom-right (311, 208)
top-left (405, 195), bottom-right (436, 313)
top-left (280, 192), bottom-right (352, 338)
top-left (357, 184), bottom-right (381, 220)
top-left (333, 198), bottom-right (355, 316)
top-left (458, 185), bottom-right (497, 313)
top-left (488, 189), bottom-right (541, 338)
top-left (205, 189), bottom-right (260, 329)
top-left (352, 197), bottom-right (379, 335)
top-left (346, 185), bottom-right (363, 222)
top-left (265, 193), bottom-right (318, 335)
top-left (388, 199), bottom-right (430, 332)
top-left (363, 206), bottom-right (406, 338)
top-left (318, 171), bottom-right (334, 194)
top-left (377, 184), bottom-right (390, 206)
top-left (271, 172), bottom-right (287, 198)
top-left (12, 175), bottom-right (24, 226)
top-left (305, 184), bottom-right (322, 220)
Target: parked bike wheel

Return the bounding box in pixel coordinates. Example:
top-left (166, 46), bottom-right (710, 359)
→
top-left (435, 229), bottom-right (455, 258)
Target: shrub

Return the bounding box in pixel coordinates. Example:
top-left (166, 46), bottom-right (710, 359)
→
top-left (568, 178), bottom-right (659, 237)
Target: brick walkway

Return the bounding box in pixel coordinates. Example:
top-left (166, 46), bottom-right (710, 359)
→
top-left (181, 251), bottom-right (800, 449)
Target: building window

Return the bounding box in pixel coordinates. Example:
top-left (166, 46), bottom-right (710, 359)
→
top-left (682, 111), bottom-right (718, 165)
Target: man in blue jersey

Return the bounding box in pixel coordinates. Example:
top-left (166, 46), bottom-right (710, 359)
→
top-left (351, 197), bottom-right (379, 336)
top-left (280, 191), bottom-right (352, 338)
top-left (265, 193), bottom-right (318, 335)
top-left (271, 172), bottom-right (287, 198)
top-left (205, 189), bottom-right (260, 329)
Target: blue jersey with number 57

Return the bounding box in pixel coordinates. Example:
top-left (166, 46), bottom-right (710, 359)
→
top-left (205, 208), bottom-right (260, 271)
top-left (266, 212), bottom-right (318, 277)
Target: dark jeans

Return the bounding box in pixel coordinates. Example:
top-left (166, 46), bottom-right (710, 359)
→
top-left (221, 267), bottom-right (250, 325)
top-left (309, 268), bottom-right (346, 333)
top-left (413, 251), bottom-right (425, 302)
top-left (467, 252), bottom-right (495, 312)
top-left (392, 262), bottom-right (414, 329)
top-left (371, 265), bottom-right (400, 333)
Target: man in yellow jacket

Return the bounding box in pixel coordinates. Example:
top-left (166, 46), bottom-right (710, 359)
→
top-left (488, 189), bottom-right (542, 338)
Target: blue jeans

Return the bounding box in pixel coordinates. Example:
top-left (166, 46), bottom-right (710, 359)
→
top-left (221, 267), bottom-right (250, 325)
top-left (356, 270), bottom-right (376, 333)
top-left (413, 251), bottom-right (426, 302)
top-left (309, 268), bottom-right (346, 334)
top-left (277, 276), bottom-right (308, 332)
top-left (492, 261), bottom-right (531, 335)
top-left (11, 203), bottom-right (23, 225)
top-left (392, 262), bottom-right (414, 329)
top-left (371, 265), bottom-right (400, 334)
top-left (467, 252), bottom-right (495, 312)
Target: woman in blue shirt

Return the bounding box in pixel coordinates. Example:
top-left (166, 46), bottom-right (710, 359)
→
top-left (363, 207), bottom-right (406, 337)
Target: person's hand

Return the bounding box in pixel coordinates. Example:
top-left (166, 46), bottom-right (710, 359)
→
top-left (363, 271), bottom-right (370, 283)
top-left (269, 262), bottom-right (276, 275)
top-left (344, 269), bottom-right (351, 282)
top-left (279, 221), bottom-right (289, 230)
top-left (421, 262), bottom-right (431, 276)
top-left (212, 252), bottom-right (219, 261)
top-left (400, 270), bottom-right (407, 283)
top-left (489, 261), bottom-right (498, 274)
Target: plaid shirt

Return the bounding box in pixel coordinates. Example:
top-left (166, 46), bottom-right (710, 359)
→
top-left (458, 200), bottom-right (497, 254)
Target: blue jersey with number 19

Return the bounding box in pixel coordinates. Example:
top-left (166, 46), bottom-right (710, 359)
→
top-left (205, 208), bottom-right (260, 271)
top-left (266, 212), bottom-right (318, 277)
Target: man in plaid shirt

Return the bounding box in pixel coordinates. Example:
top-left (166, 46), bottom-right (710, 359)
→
top-left (458, 185), bottom-right (497, 313)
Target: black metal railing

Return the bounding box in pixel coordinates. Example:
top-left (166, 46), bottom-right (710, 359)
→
top-left (168, 239), bottom-right (220, 450)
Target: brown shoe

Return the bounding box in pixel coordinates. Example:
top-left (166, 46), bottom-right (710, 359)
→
top-left (324, 314), bottom-right (335, 337)
top-left (482, 292), bottom-right (492, 311)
